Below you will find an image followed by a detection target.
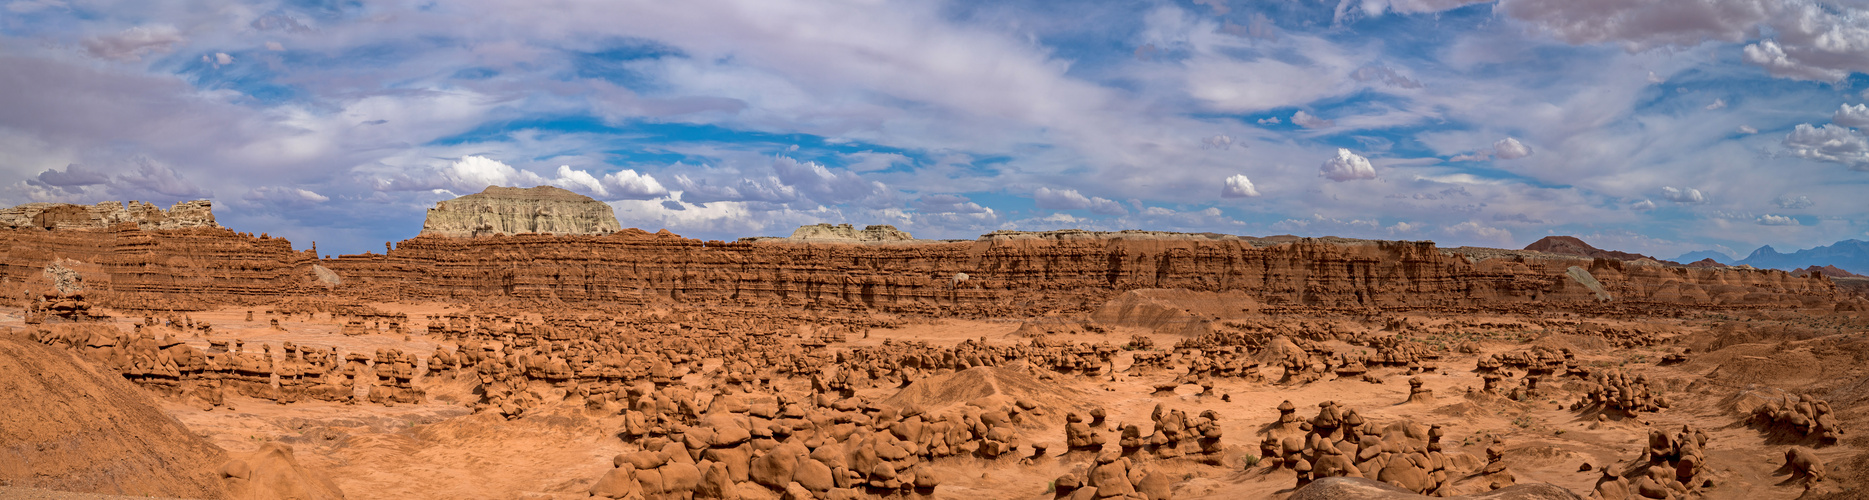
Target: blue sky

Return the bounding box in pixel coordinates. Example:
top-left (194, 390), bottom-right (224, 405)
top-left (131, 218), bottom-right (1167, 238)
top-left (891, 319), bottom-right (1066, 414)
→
top-left (3, 0), bottom-right (1869, 258)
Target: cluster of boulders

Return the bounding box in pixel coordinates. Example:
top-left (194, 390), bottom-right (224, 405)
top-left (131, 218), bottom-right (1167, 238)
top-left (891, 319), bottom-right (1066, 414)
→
top-left (1637, 423), bottom-right (1719, 492)
top-left (366, 348), bottom-right (424, 404)
top-left (1570, 369), bottom-right (1668, 416)
top-left (1128, 351), bottom-right (1175, 376)
top-left (1050, 452), bottom-right (1175, 500)
top-left (587, 386), bottom-right (1083, 499)
top-left (1257, 400), bottom-right (1461, 494)
top-left (1752, 394), bottom-right (1844, 444)
top-left (26, 291), bottom-right (99, 322)
top-left (1180, 347), bottom-right (1265, 381)
top-left (1593, 424), bottom-right (1713, 498)
top-left (1474, 346), bottom-right (1572, 376)
top-left (1114, 404), bottom-right (1224, 464)
top-left (28, 323), bottom-right (422, 408)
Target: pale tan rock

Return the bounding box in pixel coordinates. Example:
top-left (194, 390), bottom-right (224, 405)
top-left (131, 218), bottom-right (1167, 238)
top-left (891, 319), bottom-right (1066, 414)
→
top-left (0, 200), bottom-right (217, 230)
top-left (419, 186), bottom-right (621, 237)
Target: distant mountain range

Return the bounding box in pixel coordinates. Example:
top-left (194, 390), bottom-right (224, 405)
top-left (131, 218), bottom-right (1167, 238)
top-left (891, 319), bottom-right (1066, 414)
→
top-left (1521, 236), bottom-right (1869, 277)
top-left (1672, 250), bottom-right (1732, 264)
top-left (1670, 239), bottom-right (1869, 276)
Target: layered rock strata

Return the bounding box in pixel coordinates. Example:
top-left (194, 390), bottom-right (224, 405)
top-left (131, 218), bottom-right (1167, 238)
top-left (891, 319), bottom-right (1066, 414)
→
top-left (317, 229), bottom-right (1847, 314)
top-left (0, 223), bottom-right (1847, 313)
top-left (0, 200), bottom-right (217, 230)
top-left (419, 186), bottom-right (621, 237)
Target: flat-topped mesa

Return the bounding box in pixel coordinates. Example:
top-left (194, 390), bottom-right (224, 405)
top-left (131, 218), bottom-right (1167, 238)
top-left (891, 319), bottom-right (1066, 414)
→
top-left (786, 223), bottom-right (915, 242)
top-left (419, 185), bottom-right (622, 238)
top-left (0, 200), bottom-right (217, 231)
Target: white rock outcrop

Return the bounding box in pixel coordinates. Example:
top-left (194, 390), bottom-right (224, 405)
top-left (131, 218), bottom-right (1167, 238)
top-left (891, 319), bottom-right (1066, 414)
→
top-left (420, 186), bottom-right (622, 238)
top-left (0, 200), bottom-right (218, 230)
top-left (786, 223), bottom-right (914, 242)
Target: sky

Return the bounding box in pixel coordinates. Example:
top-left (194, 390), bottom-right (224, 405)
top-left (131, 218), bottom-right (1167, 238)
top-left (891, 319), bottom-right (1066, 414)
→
top-left (3, 0), bottom-right (1869, 259)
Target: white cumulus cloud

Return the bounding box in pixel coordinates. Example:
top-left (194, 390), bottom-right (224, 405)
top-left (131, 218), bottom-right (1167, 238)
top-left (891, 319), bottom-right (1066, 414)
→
top-left (1834, 103), bottom-right (1869, 127)
top-left (1033, 186), bottom-right (1093, 210)
top-left (1319, 148), bottom-right (1376, 181)
top-left (1758, 214), bottom-right (1798, 226)
top-left (1088, 197), bottom-right (1128, 215)
top-left (1661, 186), bottom-right (1705, 203)
top-left (602, 169), bottom-right (669, 200)
top-left (1784, 123), bottom-right (1869, 169)
top-left (1221, 174), bottom-right (1260, 198)
top-left (1493, 137), bottom-right (1533, 160)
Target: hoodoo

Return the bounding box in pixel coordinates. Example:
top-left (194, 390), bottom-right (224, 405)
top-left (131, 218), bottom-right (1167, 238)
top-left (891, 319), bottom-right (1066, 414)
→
top-left (418, 185), bottom-right (622, 237)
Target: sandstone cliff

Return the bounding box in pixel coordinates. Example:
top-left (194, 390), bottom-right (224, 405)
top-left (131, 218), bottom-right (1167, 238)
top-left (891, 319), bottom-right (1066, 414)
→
top-left (0, 200), bottom-right (217, 231)
top-left (420, 186), bottom-right (622, 237)
top-left (315, 229), bottom-right (1846, 314)
top-left (0, 223), bottom-right (1845, 314)
top-left (0, 225), bottom-right (319, 308)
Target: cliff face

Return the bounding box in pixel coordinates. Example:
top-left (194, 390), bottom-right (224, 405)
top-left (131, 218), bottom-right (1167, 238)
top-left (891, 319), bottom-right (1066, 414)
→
top-left (0, 200), bottom-right (217, 231)
top-left (0, 225), bottom-right (318, 306)
top-left (313, 230), bottom-right (1845, 314)
top-left (420, 186), bottom-right (622, 237)
top-left (0, 223), bottom-right (1843, 313)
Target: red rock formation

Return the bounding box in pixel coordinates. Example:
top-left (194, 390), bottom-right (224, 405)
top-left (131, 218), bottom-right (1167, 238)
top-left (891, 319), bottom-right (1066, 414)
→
top-left (0, 224), bottom-right (319, 309)
top-left (0, 225), bottom-right (1844, 313)
top-left (1792, 265), bottom-right (1864, 278)
top-left (1523, 235), bottom-right (1658, 263)
top-left (319, 231), bottom-right (1845, 313)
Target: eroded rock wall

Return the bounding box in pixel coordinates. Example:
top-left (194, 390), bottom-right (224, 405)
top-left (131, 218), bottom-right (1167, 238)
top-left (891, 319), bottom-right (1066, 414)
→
top-left (0, 226), bottom-right (318, 304)
top-left (316, 231), bottom-right (1845, 314)
top-left (0, 224), bottom-right (1841, 313)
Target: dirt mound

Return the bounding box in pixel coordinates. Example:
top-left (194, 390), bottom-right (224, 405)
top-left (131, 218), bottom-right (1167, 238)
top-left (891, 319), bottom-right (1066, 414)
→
top-left (1090, 288), bottom-right (1257, 336)
top-left (881, 363), bottom-right (1095, 422)
top-left (0, 333), bottom-right (230, 498)
top-left (1703, 348), bottom-right (1826, 387)
top-left (220, 443), bottom-right (344, 500)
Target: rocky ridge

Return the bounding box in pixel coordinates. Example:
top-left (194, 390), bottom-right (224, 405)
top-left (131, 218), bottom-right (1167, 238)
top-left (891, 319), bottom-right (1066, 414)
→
top-left (782, 223), bottom-right (916, 243)
top-left (0, 201), bottom-right (217, 231)
top-left (0, 211), bottom-right (1849, 313)
top-left (1522, 236), bottom-right (1662, 263)
top-left (419, 186), bottom-right (621, 238)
